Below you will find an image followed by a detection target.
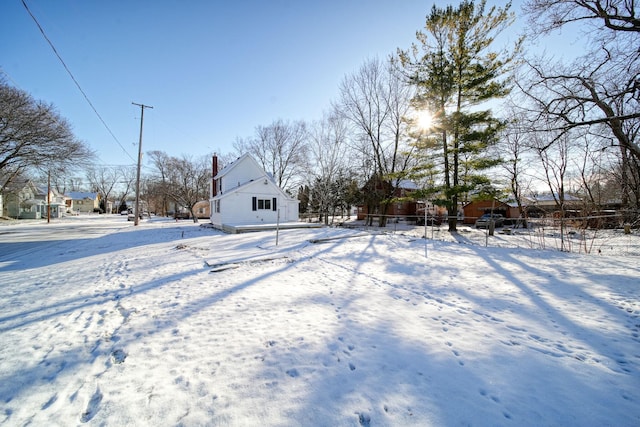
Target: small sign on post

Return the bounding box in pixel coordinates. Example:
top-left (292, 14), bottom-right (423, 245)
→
top-left (275, 208), bottom-right (281, 246)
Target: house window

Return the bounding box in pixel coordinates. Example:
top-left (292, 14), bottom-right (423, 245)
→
top-left (215, 200), bottom-right (220, 213)
top-left (259, 199), bottom-right (271, 210)
top-left (252, 197), bottom-right (277, 211)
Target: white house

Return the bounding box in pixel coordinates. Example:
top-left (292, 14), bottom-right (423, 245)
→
top-left (67, 191), bottom-right (100, 213)
top-left (209, 154), bottom-right (300, 231)
top-left (2, 179), bottom-right (67, 219)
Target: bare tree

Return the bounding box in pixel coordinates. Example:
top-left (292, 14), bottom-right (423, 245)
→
top-left (518, 55), bottom-right (640, 160)
top-left (524, 0), bottom-right (640, 34)
top-left (306, 110), bottom-right (352, 224)
top-left (607, 154), bottom-right (640, 218)
top-left (573, 134), bottom-right (609, 207)
top-left (114, 166), bottom-right (136, 213)
top-left (0, 79), bottom-right (94, 191)
top-left (234, 119), bottom-right (308, 192)
top-left (573, 134), bottom-right (640, 219)
top-left (521, 0), bottom-right (640, 211)
top-left (497, 110), bottom-right (539, 227)
top-left (86, 166), bottom-right (120, 213)
top-left (147, 150), bottom-right (172, 216)
top-left (336, 57), bottom-right (414, 227)
top-left (163, 154), bottom-right (210, 223)
top-left (529, 124), bottom-right (580, 250)
top-left (48, 175), bottom-right (85, 195)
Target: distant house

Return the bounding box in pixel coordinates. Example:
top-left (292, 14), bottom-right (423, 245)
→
top-left (2, 179), bottom-right (41, 219)
top-left (67, 191), bottom-right (100, 213)
top-left (209, 154), bottom-right (300, 231)
top-left (1, 180), bottom-right (68, 219)
top-left (193, 200), bottom-right (210, 219)
top-left (356, 179), bottom-right (419, 220)
top-left (462, 198), bottom-right (515, 225)
top-left (523, 193), bottom-right (582, 218)
top-left (35, 185), bottom-right (68, 219)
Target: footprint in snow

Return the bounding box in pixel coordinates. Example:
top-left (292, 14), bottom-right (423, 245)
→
top-left (80, 387), bottom-right (103, 423)
top-left (479, 388), bottom-right (500, 403)
top-left (358, 412), bottom-right (371, 426)
top-left (41, 393), bottom-right (58, 410)
top-left (451, 349), bottom-right (464, 366)
top-left (111, 349), bottom-right (126, 364)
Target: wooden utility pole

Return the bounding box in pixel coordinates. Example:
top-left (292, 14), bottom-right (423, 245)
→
top-left (132, 102), bottom-right (153, 226)
top-left (47, 170), bottom-right (51, 223)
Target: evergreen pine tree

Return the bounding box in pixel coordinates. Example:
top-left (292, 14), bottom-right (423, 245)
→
top-left (399, 0), bottom-right (521, 231)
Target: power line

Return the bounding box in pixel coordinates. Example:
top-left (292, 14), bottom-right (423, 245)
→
top-left (2, 68), bottom-right (115, 168)
top-left (20, 0), bottom-right (136, 163)
top-left (0, 67), bottom-right (20, 87)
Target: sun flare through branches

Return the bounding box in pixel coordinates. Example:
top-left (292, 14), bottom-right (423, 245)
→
top-left (415, 110), bottom-right (433, 131)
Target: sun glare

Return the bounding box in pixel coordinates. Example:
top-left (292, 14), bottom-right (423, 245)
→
top-left (416, 110), bottom-right (433, 130)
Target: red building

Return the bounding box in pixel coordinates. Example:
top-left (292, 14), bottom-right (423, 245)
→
top-left (462, 199), bottom-right (516, 225)
top-left (356, 179), bottom-right (419, 220)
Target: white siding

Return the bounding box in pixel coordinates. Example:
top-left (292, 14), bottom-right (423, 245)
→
top-left (218, 155), bottom-right (265, 194)
top-left (210, 154), bottom-right (299, 228)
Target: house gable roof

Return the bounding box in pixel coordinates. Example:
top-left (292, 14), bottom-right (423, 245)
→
top-left (36, 186), bottom-right (65, 198)
top-left (397, 179), bottom-right (418, 190)
top-left (4, 179), bottom-right (38, 193)
top-left (462, 198), bottom-right (511, 209)
top-left (214, 176), bottom-right (295, 201)
top-left (215, 153), bottom-right (266, 180)
top-left (67, 191), bottom-right (98, 200)
top-left (360, 177), bottom-right (419, 192)
top-left (523, 193), bottom-right (582, 208)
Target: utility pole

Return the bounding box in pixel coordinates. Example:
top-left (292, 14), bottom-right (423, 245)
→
top-left (132, 102), bottom-right (153, 226)
top-left (47, 170), bottom-right (51, 224)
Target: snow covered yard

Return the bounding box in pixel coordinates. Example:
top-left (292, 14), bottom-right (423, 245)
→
top-left (0, 216), bottom-right (639, 426)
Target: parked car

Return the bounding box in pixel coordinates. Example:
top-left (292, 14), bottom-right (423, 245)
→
top-left (127, 212), bottom-right (143, 221)
top-left (174, 211), bottom-right (191, 220)
top-left (475, 213), bottom-right (504, 228)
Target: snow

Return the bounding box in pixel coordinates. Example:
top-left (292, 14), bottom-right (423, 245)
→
top-left (0, 215), bottom-right (639, 426)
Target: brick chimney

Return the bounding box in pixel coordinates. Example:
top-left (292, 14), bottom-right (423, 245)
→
top-left (212, 155), bottom-right (218, 197)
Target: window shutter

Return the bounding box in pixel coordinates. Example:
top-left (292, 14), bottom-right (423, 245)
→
top-left (272, 198), bottom-right (277, 211)
top-left (252, 197), bottom-right (257, 211)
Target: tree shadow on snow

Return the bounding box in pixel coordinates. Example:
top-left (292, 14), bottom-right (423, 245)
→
top-left (0, 224), bottom-right (219, 272)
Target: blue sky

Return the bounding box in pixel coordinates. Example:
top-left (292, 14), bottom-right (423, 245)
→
top-left (2, 1), bottom-right (576, 168)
